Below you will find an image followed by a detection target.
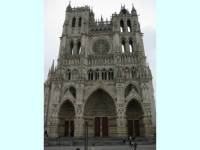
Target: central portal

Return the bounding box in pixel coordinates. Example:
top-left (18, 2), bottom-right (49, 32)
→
top-left (95, 117), bottom-right (108, 137)
top-left (84, 89), bottom-right (117, 137)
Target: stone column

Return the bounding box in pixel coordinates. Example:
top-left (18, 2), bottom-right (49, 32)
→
top-left (116, 115), bottom-right (127, 137)
top-left (74, 104), bottom-right (84, 137)
top-left (74, 116), bottom-right (84, 137)
top-left (143, 115), bottom-right (153, 137)
top-left (47, 117), bottom-right (59, 138)
top-left (124, 20), bottom-right (128, 32)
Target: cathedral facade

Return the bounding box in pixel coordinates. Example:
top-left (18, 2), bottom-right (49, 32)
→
top-left (44, 4), bottom-right (156, 138)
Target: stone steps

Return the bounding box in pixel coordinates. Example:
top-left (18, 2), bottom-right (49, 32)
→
top-left (45, 136), bottom-right (156, 147)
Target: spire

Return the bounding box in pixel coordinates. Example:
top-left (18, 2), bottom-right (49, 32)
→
top-left (100, 15), bottom-right (103, 22)
top-left (66, 1), bottom-right (72, 12)
top-left (48, 68), bottom-right (51, 78)
top-left (51, 60), bottom-right (54, 73)
top-left (131, 3), bottom-right (137, 15)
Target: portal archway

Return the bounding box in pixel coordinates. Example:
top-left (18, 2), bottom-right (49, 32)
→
top-left (58, 100), bottom-right (75, 137)
top-left (126, 99), bottom-right (144, 137)
top-left (84, 89), bottom-right (117, 137)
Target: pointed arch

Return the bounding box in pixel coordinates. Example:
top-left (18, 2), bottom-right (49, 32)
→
top-left (108, 68), bottom-right (114, 80)
top-left (58, 100), bottom-right (75, 137)
top-left (72, 17), bottom-right (76, 27)
top-left (66, 69), bottom-right (71, 80)
top-left (69, 86), bottom-right (76, 98)
top-left (121, 39), bottom-right (126, 53)
top-left (127, 19), bottom-right (132, 32)
top-left (126, 99), bottom-right (144, 137)
top-left (84, 88), bottom-right (117, 115)
top-left (120, 20), bottom-right (125, 32)
top-left (70, 41), bottom-right (74, 55)
top-left (94, 69), bottom-right (100, 80)
top-left (84, 88), bottom-right (117, 137)
top-left (129, 39), bottom-right (133, 53)
top-left (101, 68), bottom-right (107, 80)
top-left (77, 41), bottom-right (81, 54)
top-left (88, 69), bottom-right (93, 80)
top-left (125, 83), bottom-right (139, 98)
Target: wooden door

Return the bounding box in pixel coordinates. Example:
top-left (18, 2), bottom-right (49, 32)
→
top-left (70, 120), bottom-right (74, 137)
top-left (128, 120), bottom-right (133, 137)
top-left (134, 120), bottom-right (140, 136)
top-left (64, 121), bottom-right (69, 136)
top-left (95, 117), bottom-right (100, 137)
top-left (102, 117), bottom-right (108, 137)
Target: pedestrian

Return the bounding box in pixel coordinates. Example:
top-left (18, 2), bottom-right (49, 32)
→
top-left (91, 143), bottom-right (95, 150)
top-left (129, 136), bottom-right (132, 147)
top-left (122, 137), bottom-right (126, 144)
top-left (133, 142), bottom-right (138, 150)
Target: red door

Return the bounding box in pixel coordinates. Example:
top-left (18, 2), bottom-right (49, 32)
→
top-left (65, 121), bottom-right (69, 136)
top-left (128, 120), bottom-right (133, 137)
top-left (70, 120), bottom-right (74, 137)
top-left (102, 117), bottom-right (108, 137)
top-left (134, 120), bottom-right (140, 136)
top-left (95, 117), bottom-right (100, 137)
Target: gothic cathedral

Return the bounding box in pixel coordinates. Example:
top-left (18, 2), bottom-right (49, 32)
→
top-left (44, 4), bottom-right (156, 138)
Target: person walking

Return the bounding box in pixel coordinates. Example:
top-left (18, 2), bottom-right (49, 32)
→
top-left (133, 142), bottom-right (138, 150)
top-left (90, 143), bottom-right (95, 150)
top-left (128, 136), bottom-right (132, 147)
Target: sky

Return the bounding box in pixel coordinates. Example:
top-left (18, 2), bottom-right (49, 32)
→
top-left (44, 0), bottom-right (156, 85)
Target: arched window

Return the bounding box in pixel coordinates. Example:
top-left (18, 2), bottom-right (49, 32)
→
top-left (129, 40), bottom-right (133, 53)
top-left (88, 70), bottom-right (90, 80)
top-left (78, 17), bottom-right (82, 27)
top-left (108, 68), bottom-right (114, 80)
top-left (69, 86), bottom-right (76, 98)
top-left (102, 69), bottom-right (107, 80)
top-left (127, 19), bottom-right (131, 32)
top-left (95, 69), bottom-right (99, 80)
top-left (120, 20), bottom-right (125, 32)
top-left (77, 41), bottom-right (81, 54)
top-left (72, 17), bottom-right (76, 27)
top-left (125, 84), bottom-right (139, 98)
top-left (70, 41), bottom-right (74, 55)
top-left (131, 67), bottom-right (136, 78)
top-left (67, 69), bottom-right (71, 80)
top-left (88, 69), bottom-right (93, 80)
top-left (72, 69), bottom-right (78, 80)
top-left (121, 40), bottom-right (126, 53)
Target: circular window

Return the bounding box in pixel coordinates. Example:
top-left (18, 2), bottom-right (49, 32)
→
top-left (92, 39), bottom-right (110, 54)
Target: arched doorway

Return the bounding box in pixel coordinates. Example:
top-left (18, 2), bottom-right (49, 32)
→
top-left (58, 100), bottom-right (75, 137)
top-left (126, 99), bottom-right (144, 137)
top-left (84, 89), bottom-right (117, 137)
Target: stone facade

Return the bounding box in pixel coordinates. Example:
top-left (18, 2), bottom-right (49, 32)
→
top-left (44, 4), bottom-right (156, 138)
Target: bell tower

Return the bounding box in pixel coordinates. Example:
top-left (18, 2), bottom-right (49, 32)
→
top-left (58, 3), bottom-right (94, 66)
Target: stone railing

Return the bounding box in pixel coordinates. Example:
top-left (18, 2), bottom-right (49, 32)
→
top-left (89, 21), bottom-right (112, 32)
top-left (88, 54), bottom-right (114, 66)
top-left (64, 55), bottom-right (81, 66)
top-left (119, 53), bottom-right (138, 65)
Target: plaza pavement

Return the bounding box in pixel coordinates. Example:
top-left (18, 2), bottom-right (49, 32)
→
top-left (45, 144), bottom-right (156, 150)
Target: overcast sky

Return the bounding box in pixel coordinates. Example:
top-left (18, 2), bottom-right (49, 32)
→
top-left (44, 0), bottom-right (156, 85)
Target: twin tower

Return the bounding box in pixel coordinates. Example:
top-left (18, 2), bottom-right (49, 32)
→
top-left (44, 3), bottom-right (156, 138)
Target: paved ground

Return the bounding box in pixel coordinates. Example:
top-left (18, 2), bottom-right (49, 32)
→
top-left (45, 145), bottom-right (156, 150)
